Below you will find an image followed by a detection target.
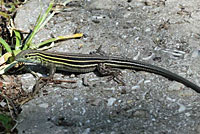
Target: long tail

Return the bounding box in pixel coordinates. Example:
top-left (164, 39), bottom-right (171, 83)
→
top-left (106, 58), bottom-right (200, 93)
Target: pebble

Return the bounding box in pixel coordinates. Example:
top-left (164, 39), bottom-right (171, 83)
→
top-left (196, 124), bottom-right (200, 133)
top-left (145, 27), bottom-right (151, 32)
top-left (82, 128), bottom-right (90, 134)
top-left (107, 97), bottom-right (117, 106)
top-left (167, 82), bottom-right (184, 91)
top-left (191, 50), bottom-right (200, 58)
top-left (21, 74), bottom-right (36, 92)
top-left (177, 102), bottom-right (186, 113)
top-left (0, 101), bottom-right (6, 107)
top-left (38, 103), bottom-right (49, 108)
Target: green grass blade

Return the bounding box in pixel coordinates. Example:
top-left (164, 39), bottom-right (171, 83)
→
top-left (23, 1), bottom-right (54, 50)
top-left (14, 30), bottom-right (22, 50)
top-left (30, 33), bottom-right (83, 49)
top-left (38, 11), bottom-right (55, 31)
top-left (0, 11), bottom-right (11, 19)
top-left (0, 37), bottom-right (12, 53)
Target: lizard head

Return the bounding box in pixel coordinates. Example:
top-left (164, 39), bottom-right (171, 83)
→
top-left (15, 50), bottom-right (41, 64)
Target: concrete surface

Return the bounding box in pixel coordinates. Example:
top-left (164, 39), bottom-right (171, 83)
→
top-left (14, 0), bottom-right (200, 133)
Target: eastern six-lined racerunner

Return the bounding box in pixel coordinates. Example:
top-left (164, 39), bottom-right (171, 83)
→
top-left (15, 49), bottom-right (200, 93)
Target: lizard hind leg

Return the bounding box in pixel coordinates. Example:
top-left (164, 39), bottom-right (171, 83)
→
top-left (97, 63), bottom-right (125, 85)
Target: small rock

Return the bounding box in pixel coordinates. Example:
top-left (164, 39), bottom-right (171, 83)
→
top-left (145, 27), bottom-right (151, 32)
top-left (89, 0), bottom-right (116, 10)
top-left (107, 98), bottom-right (116, 106)
top-left (178, 90), bottom-right (194, 97)
top-left (191, 50), bottom-right (200, 58)
top-left (38, 103), bottom-right (49, 108)
top-left (110, 131), bottom-right (117, 134)
top-left (177, 102), bottom-right (186, 113)
top-left (90, 99), bottom-right (101, 106)
top-left (185, 112), bottom-right (191, 116)
top-left (70, 74), bottom-right (76, 78)
top-left (133, 110), bottom-right (149, 118)
top-left (196, 124), bottom-right (200, 133)
top-left (82, 128), bottom-right (90, 134)
top-left (0, 101), bottom-right (6, 107)
top-left (167, 82), bottom-right (184, 91)
top-left (74, 97), bottom-right (79, 101)
top-left (21, 74), bottom-right (36, 92)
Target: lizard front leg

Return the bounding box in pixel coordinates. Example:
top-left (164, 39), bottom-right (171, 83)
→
top-left (32, 63), bottom-right (56, 96)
